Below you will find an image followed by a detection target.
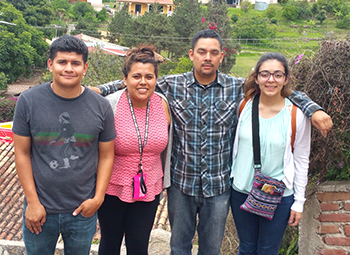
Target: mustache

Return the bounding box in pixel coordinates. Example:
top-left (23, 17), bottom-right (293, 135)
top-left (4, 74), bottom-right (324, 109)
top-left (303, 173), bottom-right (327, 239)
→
top-left (202, 62), bottom-right (214, 67)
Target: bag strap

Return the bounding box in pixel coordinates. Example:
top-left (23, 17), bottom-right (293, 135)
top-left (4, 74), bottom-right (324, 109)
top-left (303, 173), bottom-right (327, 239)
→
top-left (242, 97), bottom-right (297, 153)
top-left (252, 94), bottom-right (261, 169)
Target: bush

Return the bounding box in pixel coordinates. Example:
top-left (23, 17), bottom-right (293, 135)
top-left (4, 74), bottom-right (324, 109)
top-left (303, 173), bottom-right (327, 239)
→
top-left (336, 14), bottom-right (350, 29)
top-left (0, 72), bottom-right (8, 91)
top-left (266, 6), bottom-right (276, 19)
top-left (315, 10), bottom-right (326, 24)
top-left (231, 13), bottom-right (239, 23)
top-left (289, 40), bottom-right (350, 181)
top-left (234, 16), bottom-right (276, 40)
top-left (282, 4), bottom-right (299, 21)
top-left (0, 97), bottom-right (17, 122)
top-left (271, 18), bottom-right (278, 24)
top-left (159, 60), bottom-right (178, 76)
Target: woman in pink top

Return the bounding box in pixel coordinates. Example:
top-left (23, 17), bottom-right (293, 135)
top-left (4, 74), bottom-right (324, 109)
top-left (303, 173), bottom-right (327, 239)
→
top-left (98, 46), bottom-right (172, 255)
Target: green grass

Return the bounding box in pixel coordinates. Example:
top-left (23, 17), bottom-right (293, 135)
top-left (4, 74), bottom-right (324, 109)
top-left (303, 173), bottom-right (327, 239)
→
top-left (230, 52), bottom-right (262, 77)
top-left (224, 3), bottom-right (350, 76)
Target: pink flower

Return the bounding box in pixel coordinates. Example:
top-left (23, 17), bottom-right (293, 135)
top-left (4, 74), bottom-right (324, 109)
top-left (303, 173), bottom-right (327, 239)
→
top-left (201, 17), bottom-right (206, 24)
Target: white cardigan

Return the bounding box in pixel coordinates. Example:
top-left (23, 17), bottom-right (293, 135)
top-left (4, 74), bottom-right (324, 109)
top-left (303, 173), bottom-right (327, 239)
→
top-left (232, 99), bottom-right (311, 212)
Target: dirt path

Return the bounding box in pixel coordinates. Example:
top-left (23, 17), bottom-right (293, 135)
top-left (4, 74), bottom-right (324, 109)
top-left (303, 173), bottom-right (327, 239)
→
top-left (6, 69), bottom-right (44, 97)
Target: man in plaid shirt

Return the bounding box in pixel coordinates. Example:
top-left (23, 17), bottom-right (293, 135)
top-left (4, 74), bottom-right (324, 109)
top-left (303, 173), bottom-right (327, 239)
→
top-left (93, 30), bottom-right (332, 255)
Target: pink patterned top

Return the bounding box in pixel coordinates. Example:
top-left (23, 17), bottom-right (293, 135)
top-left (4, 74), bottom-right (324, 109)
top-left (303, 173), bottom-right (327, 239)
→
top-left (106, 91), bottom-right (169, 203)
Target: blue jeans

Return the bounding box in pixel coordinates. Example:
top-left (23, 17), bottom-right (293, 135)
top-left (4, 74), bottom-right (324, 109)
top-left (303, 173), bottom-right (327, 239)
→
top-left (168, 185), bottom-right (230, 255)
top-left (230, 188), bottom-right (294, 255)
top-left (23, 203), bottom-right (97, 255)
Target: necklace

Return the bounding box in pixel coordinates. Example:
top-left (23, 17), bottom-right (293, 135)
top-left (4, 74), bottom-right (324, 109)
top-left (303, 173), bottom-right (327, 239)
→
top-left (51, 83), bottom-right (83, 98)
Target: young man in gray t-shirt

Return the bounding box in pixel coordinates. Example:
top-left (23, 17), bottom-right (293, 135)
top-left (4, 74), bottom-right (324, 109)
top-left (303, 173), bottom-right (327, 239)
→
top-left (12, 35), bottom-right (116, 255)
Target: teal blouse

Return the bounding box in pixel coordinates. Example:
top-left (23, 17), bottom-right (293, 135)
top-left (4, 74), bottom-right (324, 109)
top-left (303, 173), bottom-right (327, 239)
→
top-left (231, 98), bottom-right (294, 197)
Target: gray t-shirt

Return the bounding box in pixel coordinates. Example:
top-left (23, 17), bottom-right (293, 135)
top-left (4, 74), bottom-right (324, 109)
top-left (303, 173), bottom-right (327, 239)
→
top-left (12, 82), bottom-right (116, 214)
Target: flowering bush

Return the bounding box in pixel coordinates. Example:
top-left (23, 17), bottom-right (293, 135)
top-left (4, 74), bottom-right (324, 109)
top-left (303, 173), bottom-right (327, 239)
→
top-left (0, 97), bottom-right (17, 122)
top-left (290, 40), bottom-right (350, 181)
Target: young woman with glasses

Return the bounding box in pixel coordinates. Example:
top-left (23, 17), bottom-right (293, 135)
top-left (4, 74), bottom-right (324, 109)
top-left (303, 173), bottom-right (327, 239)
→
top-left (230, 52), bottom-right (311, 254)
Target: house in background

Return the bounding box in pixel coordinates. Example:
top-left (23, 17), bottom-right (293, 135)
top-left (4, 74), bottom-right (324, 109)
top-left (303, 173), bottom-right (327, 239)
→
top-left (117, 0), bottom-right (175, 16)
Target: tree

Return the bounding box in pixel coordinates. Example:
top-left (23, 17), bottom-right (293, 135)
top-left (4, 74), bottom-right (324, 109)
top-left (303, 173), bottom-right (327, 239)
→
top-left (0, 2), bottom-right (48, 84)
top-left (240, 0), bottom-right (251, 15)
top-left (72, 1), bottom-right (96, 19)
top-left (123, 4), bottom-right (176, 53)
top-left (107, 5), bottom-right (132, 43)
top-left (205, 0), bottom-right (239, 73)
top-left (84, 48), bottom-right (125, 86)
top-left (169, 0), bottom-right (205, 58)
top-left (71, 14), bottom-right (101, 38)
top-left (97, 8), bottom-right (108, 22)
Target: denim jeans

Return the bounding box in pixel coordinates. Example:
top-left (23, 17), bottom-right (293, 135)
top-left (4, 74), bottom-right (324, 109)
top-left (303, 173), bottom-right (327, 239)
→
top-left (23, 203), bottom-right (97, 255)
top-left (167, 185), bottom-right (230, 255)
top-left (230, 188), bottom-right (294, 255)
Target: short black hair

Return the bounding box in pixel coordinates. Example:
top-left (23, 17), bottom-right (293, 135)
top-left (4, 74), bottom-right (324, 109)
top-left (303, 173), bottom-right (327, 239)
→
top-left (49, 35), bottom-right (88, 63)
top-left (191, 29), bottom-right (223, 50)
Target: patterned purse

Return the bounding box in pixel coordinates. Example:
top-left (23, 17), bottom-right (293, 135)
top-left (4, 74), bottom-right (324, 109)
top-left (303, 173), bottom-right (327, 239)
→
top-left (240, 94), bottom-right (291, 220)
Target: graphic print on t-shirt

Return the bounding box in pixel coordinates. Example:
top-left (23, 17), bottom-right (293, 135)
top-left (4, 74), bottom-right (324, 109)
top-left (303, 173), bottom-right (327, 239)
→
top-left (33, 112), bottom-right (94, 170)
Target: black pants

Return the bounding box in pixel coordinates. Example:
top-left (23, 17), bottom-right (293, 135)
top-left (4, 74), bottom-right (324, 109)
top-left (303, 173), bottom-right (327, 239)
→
top-left (98, 194), bottom-right (160, 255)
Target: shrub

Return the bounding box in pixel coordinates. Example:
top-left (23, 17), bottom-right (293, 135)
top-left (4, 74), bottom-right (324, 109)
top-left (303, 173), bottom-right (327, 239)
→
top-left (270, 18), bottom-right (278, 24)
top-left (0, 72), bottom-right (8, 91)
top-left (315, 10), bottom-right (326, 24)
top-left (0, 97), bottom-right (17, 122)
top-left (336, 14), bottom-right (350, 29)
top-left (311, 2), bottom-right (319, 16)
top-left (159, 60), bottom-right (178, 76)
top-left (231, 13), bottom-right (239, 23)
top-left (282, 4), bottom-right (299, 21)
top-left (266, 6), bottom-right (276, 19)
top-left (289, 40), bottom-right (350, 181)
top-left (234, 16), bottom-right (276, 40)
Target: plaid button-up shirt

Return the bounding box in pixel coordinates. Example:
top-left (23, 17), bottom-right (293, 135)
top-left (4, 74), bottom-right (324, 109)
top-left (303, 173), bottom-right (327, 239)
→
top-left (98, 70), bottom-right (322, 198)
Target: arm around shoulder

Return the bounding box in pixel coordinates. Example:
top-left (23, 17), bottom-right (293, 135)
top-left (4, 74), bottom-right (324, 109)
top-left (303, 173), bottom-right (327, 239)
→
top-left (289, 91), bottom-right (333, 137)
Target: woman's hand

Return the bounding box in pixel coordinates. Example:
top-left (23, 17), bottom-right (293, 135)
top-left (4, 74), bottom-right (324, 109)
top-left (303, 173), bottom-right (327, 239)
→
top-left (288, 210), bottom-right (302, 226)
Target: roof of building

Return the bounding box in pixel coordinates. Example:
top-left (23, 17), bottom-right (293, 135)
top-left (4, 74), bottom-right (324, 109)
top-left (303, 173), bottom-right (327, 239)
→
top-left (117, 0), bottom-right (174, 5)
top-left (0, 141), bottom-right (170, 242)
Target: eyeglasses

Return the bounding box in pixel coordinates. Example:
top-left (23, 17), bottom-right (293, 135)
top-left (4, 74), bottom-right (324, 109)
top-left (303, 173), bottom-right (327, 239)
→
top-left (258, 71), bottom-right (286, 81)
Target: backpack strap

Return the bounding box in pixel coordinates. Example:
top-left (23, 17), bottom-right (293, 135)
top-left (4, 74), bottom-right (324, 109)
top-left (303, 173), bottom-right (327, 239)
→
top-left (291, 104), bottom-right (297, 152)
top-left (239, 98), bottom-right (297, 152)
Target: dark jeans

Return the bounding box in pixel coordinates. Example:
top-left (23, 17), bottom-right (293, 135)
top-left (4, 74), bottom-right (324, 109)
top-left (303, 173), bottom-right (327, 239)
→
top-left (230, 188), bottom-right (294, 255)
top-left (98, 194), bottom-right (160, 255)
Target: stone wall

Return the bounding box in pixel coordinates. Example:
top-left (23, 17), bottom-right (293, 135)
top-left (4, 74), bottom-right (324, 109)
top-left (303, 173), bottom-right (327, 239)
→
top-left (300, 181), bottom-right (350, 255)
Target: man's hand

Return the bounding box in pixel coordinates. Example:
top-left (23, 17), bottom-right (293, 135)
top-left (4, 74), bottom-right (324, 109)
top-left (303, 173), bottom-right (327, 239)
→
top-left (311, 110), bottom-right (333, 137)
top-left (288, 210), bottom-right (302, 226)
top-left (87, 86), bottom-right (101, 95)
top-left (73, 197), bottom-right (103, 218)
top-left (25, 202), bottom-right (46, 234)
